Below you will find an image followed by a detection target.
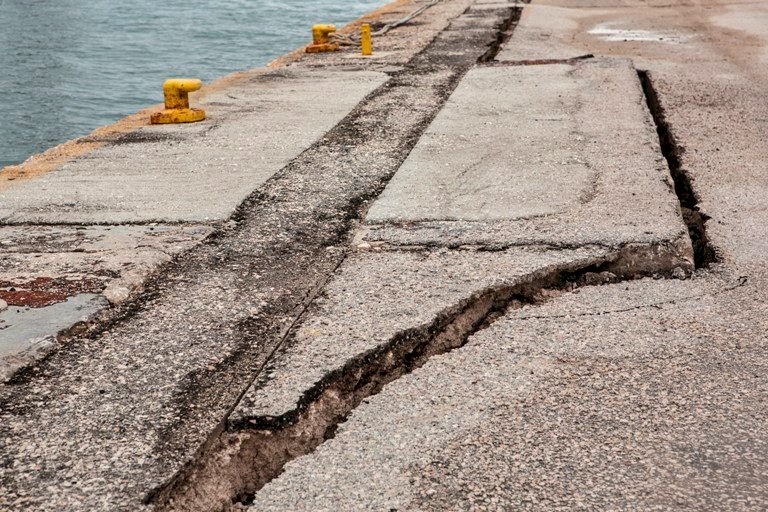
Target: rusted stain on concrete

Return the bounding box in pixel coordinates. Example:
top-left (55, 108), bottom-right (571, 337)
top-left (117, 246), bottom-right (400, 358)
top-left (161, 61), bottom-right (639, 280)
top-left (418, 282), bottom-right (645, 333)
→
top-left (0, 276), bottom-right (104, 308)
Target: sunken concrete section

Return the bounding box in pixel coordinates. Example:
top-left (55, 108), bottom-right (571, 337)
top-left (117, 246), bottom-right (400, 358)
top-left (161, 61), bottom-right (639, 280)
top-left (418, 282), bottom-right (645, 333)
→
top-left (363, 58), bottom-right (690, 250)
top-left (231, 57), bottom-right (693, 427)
top-left (0, 70), bottom-right (386, 225)
top-left (188, 55), bottom-right (695, 511)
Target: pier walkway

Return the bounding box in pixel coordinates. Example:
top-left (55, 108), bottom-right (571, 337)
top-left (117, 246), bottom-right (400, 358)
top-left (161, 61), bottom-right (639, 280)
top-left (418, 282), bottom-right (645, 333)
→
top-left (2, 0), bottom-right (768, 510)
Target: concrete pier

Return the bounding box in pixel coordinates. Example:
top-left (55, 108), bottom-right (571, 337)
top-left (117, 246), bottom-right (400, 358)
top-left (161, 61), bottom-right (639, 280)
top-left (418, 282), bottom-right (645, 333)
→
top-left (2, 0), bottom-right (768, 510)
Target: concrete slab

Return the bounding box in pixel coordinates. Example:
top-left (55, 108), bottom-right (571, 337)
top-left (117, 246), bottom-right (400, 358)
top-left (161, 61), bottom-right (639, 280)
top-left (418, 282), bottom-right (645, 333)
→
top-left (491, 0), bottom-right (768, 270)
top-left (249, 272), bottom-right (764, 511)
top-left (364, 59), bottom-right (690, 252)
top-left (0, 69), bottom-right (387, 224)
top-left (230, 245), bottom-right (612, 425)
top-left (368, 65), bottom-right (593, 222)
top-left (496, 4), bottom-right (595, 61)
top-left (495, 1), bottom-right (707, 65)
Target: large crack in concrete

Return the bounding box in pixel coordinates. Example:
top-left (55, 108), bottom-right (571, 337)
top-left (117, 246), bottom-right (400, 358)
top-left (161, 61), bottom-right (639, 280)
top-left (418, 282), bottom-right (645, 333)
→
top-left (149, 21), bottom-right (707, 511)
top-left (150, 241), bottom-right (690, 512)
top-left (637, 69), bottom-right (718, 269)
top-left (143, 7), bottom-right (526, 509)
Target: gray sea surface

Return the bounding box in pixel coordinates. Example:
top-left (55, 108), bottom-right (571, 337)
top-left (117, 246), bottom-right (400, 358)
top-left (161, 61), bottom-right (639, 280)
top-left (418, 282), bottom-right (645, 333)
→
top-left (0, 0), bottom-right (386, 169)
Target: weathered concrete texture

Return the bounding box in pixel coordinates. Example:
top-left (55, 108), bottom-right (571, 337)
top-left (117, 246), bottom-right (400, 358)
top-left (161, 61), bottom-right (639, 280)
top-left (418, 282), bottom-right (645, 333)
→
top-left (230, 245), bottom-right (611, 425)
top-left (0, 224), bottom-right (212, 380)
top-left (0, 70), bottom-right (386, 224)
top-left (249, 272), bottom-right (766, 511)
top-left (245, 1), bottom-right (768, 509)
top-left (363, 58), bottom-right (690, 252)
top-left (495, 0), bottom-right (768, 271)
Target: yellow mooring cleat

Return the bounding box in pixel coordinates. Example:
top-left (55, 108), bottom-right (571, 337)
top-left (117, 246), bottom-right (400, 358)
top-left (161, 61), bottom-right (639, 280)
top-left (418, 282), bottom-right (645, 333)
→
top-left (150, 78), bottom-right (206, 124)
top-left (306, 24), bottom-right (339, 53)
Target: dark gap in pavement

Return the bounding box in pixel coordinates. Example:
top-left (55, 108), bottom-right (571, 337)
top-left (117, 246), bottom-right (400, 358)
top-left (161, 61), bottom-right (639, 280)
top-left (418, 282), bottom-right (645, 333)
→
top-left (143, 6), bottom-right (525, 512)
top-left (638, 69), bottom-right (718, 268)
top-left (478, 7), bottom-right (521, 62)
top-left (481, 54), bottom-right (595, 67)
top-left (155, 240), bottom-right (688, 512)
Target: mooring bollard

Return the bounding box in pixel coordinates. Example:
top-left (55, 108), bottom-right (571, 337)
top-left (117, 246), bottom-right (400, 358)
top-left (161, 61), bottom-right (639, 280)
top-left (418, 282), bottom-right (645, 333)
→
top-left (361, 23), bottom-right (373, 56)
top-left (306, 24), bottom-right (339, 53)
top-left (150, 78), bottom-right (206, 125)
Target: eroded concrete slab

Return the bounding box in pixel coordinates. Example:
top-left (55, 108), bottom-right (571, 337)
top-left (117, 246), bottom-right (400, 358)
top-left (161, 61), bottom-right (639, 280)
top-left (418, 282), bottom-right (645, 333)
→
top-left (0, 294), bottom-right (107, 380)
top-left (0, 70), bottom-right (387, 224)
top-left (0, 224), bottom-right (212, 378)
top-left (363, 59), bottom-right (689, 251)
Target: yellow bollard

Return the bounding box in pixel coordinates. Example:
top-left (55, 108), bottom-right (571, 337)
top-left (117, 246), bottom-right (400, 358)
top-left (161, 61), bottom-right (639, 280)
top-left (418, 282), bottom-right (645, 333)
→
top-left (150, 78), bottom-right (206, 124)
top-left (361, 23), bottom-right (373, 56)
top-left (306, 24), bottom-right (339, 53)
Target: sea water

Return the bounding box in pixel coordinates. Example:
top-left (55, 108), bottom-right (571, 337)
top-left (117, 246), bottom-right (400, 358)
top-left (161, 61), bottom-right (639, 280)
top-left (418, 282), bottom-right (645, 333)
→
top-left (0, 0), bottom-right (386, 169)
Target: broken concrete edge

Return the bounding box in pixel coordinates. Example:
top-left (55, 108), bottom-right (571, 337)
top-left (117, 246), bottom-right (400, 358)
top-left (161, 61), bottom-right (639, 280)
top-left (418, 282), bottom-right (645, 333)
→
top-left (481, 53), bottom-right (595, 66)
top-left (0, 0), bottom-right (413, 192)
top-left (228, 236), bottom-right (694, 431)
top-left (636, 69), bottom-right (720, 268)
top-left (145, 236), bottom-right (693, 512)
top-left (0, 229), bottom-right (221, 384)
top-left (355, 223), bottom-right (690, 252)
top-left (0, 0), bottom-right (429, 384)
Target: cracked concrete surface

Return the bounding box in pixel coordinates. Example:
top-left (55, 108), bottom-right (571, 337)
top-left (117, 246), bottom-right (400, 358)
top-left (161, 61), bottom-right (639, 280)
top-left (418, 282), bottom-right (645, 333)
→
top-left (250, 271), bottom-right (764, 511)
top-left (231, 54), bottom-right (693, 429)
top-left (362, 57), bottom-right (688, 249)
top-left (3, 0), bottom-right (768, 510)
top-left (243, 1), bottom-right (768, 510)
